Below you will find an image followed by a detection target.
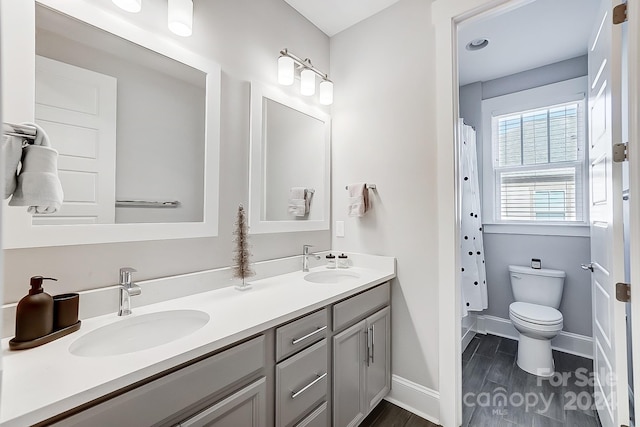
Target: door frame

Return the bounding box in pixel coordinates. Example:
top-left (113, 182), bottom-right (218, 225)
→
top-left (432, 0), bottom-right (640, 426)
top-left (628, 0), bottom-right (640, 419)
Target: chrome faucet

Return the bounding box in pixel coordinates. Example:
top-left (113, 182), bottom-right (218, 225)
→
top-left (302, 244), bottom-right (321, 272)
top-left (118, 267), bottom-right (141, 316)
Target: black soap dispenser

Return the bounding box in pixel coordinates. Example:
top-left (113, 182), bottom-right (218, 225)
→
top-left (14, 276), bottom-right (57, 342)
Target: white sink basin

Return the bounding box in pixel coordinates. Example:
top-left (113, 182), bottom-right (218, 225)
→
top-left (70, 309), bottom-right (210, 357)
top-left (304, 270), bottom-right (361, 284)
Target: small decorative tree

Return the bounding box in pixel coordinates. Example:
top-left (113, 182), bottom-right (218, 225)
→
top-left (233, 204), bottom-right (255, 290)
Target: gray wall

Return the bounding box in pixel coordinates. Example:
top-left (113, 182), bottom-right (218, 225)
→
top-left (3, 0), bottom-right (331, 303)
top-left (459, 82), bottom-right (483, 188)
top-left (460, 56), bottom-right (592, 336)
top-left (331, 0), bottom-right (439, 390)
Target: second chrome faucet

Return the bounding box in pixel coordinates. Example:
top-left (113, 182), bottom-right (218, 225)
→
top-left (118, 267), bottom-right (141, 316)
top-left (302, 245), bottom-right (322, 272)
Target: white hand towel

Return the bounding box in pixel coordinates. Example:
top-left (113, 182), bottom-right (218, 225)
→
top-left (288, 187), bottom-right (308, 217)
top-left (3, 134), bottom-right (23, 199)
top-left (9, 124), bottom-right (64, 214)
top-left (347, 183), bottom-right (369, 217)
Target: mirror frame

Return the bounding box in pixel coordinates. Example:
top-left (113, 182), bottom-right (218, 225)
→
top-left (2, 0), bottom-right (221, 249)
top-left (248, 83), bottom-right (331, 234)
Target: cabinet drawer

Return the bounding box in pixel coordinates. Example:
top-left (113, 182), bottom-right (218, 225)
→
top-left (53, 336), bottom-right (266, 427)
top-left (179, 377), bottom-right (267, 427)
top-left (333, 282), bottom-right (390, 331)
top-left (276, 309), bottom-right (328, 361)
top-left (276, 340), bottom-right (328, 427)
top-left (294, 402), bottom-right (327, 427)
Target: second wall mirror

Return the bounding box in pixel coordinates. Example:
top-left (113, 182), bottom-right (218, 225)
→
top-left (248, 84), bottom-right (331, 234)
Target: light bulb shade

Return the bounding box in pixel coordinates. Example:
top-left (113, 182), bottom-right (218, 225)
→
top-left (319, 80), bottom-right (334, 105)
top-left (112, 0), bottom-right (141, 13)
top-left (278, 56), bottom-right (294, 86)
top-left (300, 69), bottom-right (316, 96)
top-left (168, 0), bottom-right (193, 37)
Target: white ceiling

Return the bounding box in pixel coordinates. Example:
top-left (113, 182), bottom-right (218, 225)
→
top-left (284, 0), bottom-right (600, 85)
top-left (458, 0), bottom-right (600, 85)
top-left (283, 0), bottom-right (401, 37)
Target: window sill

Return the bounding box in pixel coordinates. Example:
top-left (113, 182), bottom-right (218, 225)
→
top-left (482, 223), bottom-right (590, 237)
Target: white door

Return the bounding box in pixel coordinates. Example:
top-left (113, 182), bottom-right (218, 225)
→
top-left (34, 55), bottom-right (117, 225)
top-left (587, 1), bottom-right (629, 426)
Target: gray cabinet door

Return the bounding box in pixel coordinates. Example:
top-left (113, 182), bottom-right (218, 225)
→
top-left (365, 307), bottom-right (390, 411)
top-left (332, 320), bottom-right (367, 427)
top-left (179, 377), bottom-right (267, 427)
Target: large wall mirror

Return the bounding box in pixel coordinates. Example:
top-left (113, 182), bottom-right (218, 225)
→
top-left (2, 0), bottom-right (221, 248)
top-left (248, 84), bottom-right (330, 234)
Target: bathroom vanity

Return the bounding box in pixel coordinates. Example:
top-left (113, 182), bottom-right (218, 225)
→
top-left (0, 257), bottom-right (395, 427)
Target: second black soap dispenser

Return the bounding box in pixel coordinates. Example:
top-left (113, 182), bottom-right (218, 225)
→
top-left (14, 276), bottom-right (57, 342)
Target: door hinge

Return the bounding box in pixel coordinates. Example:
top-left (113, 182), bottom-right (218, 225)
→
top-left (613, 142), bottom-right (628, 162)
top-left (616, 282), bottom-right (631, 302)
top-left (613, 3), bottom-right (627, 24)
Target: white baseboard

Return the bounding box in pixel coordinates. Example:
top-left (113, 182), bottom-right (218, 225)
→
top-left (473, 315), bottom-right (593, 359)
top-left (385, 375), bottom-right (440, 425)
top-left (461, 318), bottom-right (477, 353)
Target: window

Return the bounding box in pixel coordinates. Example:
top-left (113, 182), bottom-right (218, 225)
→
top-left (492, 101), bottom-right (586, 223)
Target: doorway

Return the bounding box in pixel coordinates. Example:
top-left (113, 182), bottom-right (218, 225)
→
top-left (457, 1), bottom-right (601, 425)
top-left (433, 0), bottom-right (638, 426)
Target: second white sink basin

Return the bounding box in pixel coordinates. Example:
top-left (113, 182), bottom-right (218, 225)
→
top-left (304, 270), bottom-right (361, 284)
top-left (69, 309), bottom-right (210, 357)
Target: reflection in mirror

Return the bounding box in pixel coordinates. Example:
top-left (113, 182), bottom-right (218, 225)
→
top-left (33, 5), bottom-right (206, 225)
top-left (3, 1), bottom-right (220, 248)
top-left (263, 99), bottom-right (325, 221)
top-left (249, 84), bottom-right (330, 234)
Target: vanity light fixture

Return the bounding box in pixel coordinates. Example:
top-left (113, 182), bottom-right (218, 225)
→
top-left (278, 49), bottom-right (333, 105)
top-left (278, 56), bottom-right (295, 86)
top-left (112, 0), bottom-right (193, 37)
top-left (112, 0), bottom-right (142, 13)
top-left (319, 80), bottom-right (334, 105)
top-left (300, 69), bottom-right (316, 96)
top-left (168, 0), bottom-right (194, 37)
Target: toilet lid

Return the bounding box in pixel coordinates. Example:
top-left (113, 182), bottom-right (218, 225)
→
top-left (509, 302), bottom-right (563, 325)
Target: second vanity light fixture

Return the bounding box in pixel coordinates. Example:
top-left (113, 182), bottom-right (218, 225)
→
top-left (112, 0), bottom-right (193, 37)
top-left (278, 49), bottom-right (334, 105)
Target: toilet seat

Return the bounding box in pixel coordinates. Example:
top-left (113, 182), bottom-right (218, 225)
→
top-left (509, 302), bottom-right (563, 326)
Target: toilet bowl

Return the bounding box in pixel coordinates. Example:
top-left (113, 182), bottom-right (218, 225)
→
top-left (509, 301), bottom-right (563, 376)
top-left (508, 265), bottom-right (565, 377)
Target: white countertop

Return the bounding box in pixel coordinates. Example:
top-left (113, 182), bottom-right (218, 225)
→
top-left (0, 258), bottom-right (395, 427)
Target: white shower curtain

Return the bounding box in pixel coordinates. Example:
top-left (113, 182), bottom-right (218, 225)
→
top-left (459, 120), bottom-right (488, 317)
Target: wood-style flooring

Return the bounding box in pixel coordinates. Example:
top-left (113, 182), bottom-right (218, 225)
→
top-left (462, 334), bottom-right (601, 427)
top-left (361, 399), bottom-right (438, 427)
top-left (365, 334), bottom-right (601, 427)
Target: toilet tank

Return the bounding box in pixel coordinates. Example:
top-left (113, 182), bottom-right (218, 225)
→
top-left (508, 265), bottom-right (566, 308)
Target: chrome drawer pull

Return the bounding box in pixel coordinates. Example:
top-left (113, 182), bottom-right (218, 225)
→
top-left (291, 325), bottom-right (327, 345)
top-left (291, 372), bottom-right (327, 399)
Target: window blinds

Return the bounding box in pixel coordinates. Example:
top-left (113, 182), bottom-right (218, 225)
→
top-left (493, 101), bottom-right (585, 222)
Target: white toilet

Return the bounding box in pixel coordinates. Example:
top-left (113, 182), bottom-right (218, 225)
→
top-left (508, 265), bottom-right (565, 377)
